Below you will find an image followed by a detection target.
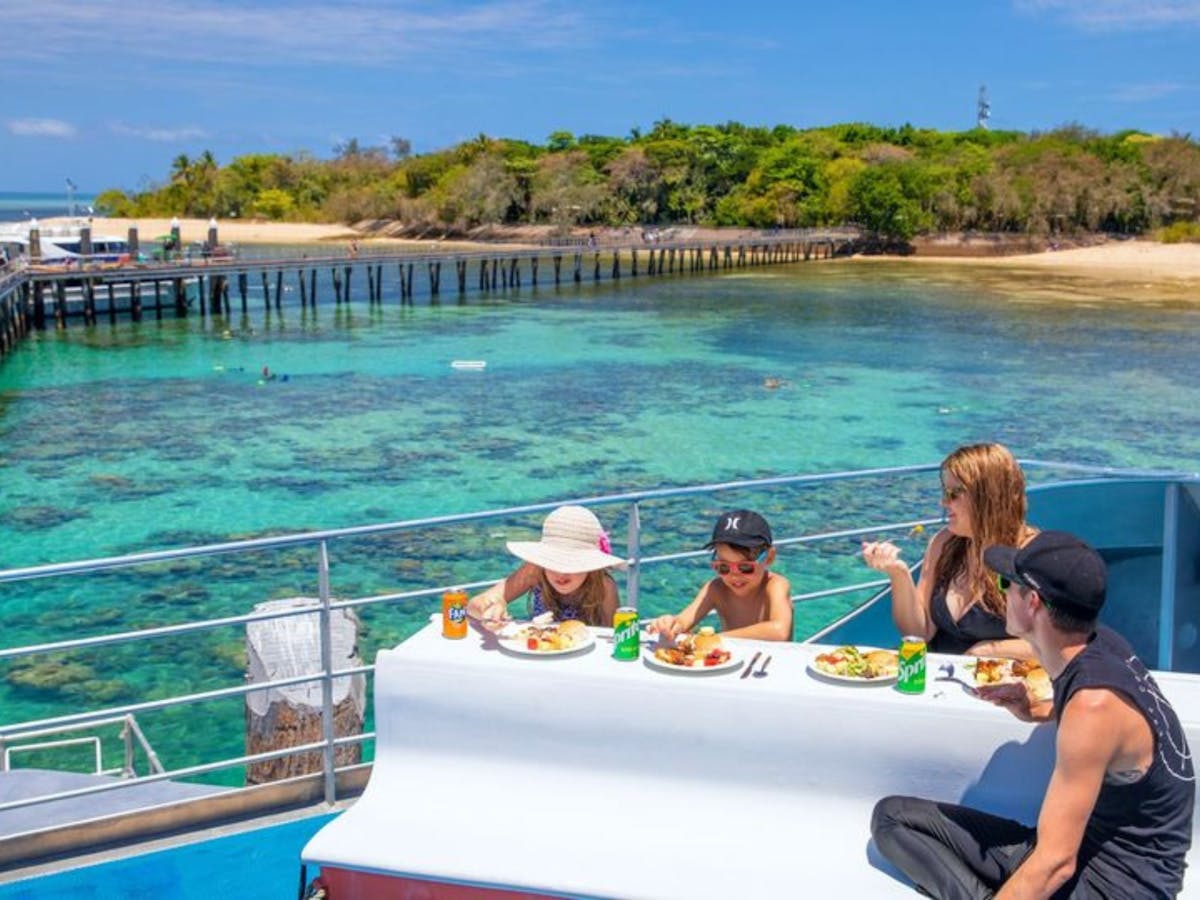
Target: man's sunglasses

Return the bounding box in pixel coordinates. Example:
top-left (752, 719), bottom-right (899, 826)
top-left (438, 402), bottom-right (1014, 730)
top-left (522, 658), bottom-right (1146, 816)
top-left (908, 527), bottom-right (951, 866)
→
top-left (711, 551), bottom-right (768, 576)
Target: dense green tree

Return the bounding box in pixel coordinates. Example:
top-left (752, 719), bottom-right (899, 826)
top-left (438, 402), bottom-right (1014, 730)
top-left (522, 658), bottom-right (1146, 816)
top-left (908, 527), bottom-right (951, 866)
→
top-left (104, 121), bottom-right (1200, 240)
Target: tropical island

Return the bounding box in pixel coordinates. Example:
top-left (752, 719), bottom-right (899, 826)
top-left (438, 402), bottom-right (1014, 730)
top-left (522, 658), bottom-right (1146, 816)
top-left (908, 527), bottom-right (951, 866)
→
top-left (92, 120), bottom-right (1200, 247)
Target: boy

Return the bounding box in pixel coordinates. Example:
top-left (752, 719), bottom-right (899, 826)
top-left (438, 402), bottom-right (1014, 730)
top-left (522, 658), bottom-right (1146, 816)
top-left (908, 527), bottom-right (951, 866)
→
top-left (649, 509), bottom-right (793, 642)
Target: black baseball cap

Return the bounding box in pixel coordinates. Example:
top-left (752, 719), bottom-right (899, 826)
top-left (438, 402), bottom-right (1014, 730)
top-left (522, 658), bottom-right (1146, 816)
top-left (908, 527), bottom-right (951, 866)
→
top-left (704, 510), bottom-right (773, 550)
top-left (984, 530), bottom-right (1106, 619)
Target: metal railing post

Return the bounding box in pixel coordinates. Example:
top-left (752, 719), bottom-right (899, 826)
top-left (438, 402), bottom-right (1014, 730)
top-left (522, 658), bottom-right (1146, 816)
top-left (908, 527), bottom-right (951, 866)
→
top-left (626, 501), bottom-right (641, 611)
top-left (318, 540), bottom-right (337, 805)
top-left (122, 714), bottom-right (135, 778)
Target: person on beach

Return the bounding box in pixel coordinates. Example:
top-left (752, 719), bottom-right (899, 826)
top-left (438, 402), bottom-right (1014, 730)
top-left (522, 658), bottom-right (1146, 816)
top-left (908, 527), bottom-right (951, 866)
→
top-left (861, 442), bottom-right (1036, 658)
top-left (648, 509), bottom-right (793, 642)
top-left (872, 531), bottom-right (1194, 898)
top-left (467, 505), bottom-right (625, 629)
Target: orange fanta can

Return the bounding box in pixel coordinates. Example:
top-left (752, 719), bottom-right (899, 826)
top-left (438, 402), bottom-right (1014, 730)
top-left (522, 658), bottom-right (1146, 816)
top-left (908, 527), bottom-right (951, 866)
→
top-left (442, 589), bottom-right (469, 639)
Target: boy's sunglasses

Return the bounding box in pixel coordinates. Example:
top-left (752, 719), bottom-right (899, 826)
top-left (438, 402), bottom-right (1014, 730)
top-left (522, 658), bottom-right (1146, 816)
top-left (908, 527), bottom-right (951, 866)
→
top-left (710, 551), bottom-right (768, 576)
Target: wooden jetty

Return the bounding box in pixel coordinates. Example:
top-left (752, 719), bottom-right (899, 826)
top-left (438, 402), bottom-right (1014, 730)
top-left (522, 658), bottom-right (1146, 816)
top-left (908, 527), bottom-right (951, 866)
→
top-left (0, 229), bottom-right (858, 365)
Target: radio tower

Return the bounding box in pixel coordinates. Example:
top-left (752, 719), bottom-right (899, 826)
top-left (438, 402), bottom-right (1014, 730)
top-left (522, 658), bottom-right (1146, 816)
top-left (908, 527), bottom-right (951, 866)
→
top-left (976, 85), bottom-right (991, 130)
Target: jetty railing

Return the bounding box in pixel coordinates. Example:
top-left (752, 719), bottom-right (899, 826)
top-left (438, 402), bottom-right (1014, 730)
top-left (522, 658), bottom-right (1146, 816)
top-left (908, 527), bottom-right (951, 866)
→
top-left (0, 459), bottom-right (1167, 867)
top-left (0, 229), bottom-right (859, 366)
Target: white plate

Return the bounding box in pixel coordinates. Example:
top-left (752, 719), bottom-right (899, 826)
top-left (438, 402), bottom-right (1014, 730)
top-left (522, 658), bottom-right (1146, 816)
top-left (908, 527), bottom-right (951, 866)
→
top-left (642, 649), bottom-right (744, 676)
top-left (498, 629), bottom-right (596, 658)
top-left (807, 647), bottom-right (898, 686)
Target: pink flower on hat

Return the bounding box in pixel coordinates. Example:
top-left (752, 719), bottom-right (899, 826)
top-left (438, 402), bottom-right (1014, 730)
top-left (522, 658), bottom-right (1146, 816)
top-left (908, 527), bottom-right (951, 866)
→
top-left (597, 530), bottom-right (612, 555)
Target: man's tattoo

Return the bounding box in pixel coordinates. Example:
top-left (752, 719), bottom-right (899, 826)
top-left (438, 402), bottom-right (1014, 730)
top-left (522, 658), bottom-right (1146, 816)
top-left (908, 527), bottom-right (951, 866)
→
top-left (1108, 767), bottom-right (1146, 785)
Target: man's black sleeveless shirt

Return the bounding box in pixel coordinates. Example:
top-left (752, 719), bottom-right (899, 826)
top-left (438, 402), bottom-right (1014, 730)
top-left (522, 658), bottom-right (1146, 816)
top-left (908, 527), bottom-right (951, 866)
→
top-left (1052, 626), bottom-right (1195, 898)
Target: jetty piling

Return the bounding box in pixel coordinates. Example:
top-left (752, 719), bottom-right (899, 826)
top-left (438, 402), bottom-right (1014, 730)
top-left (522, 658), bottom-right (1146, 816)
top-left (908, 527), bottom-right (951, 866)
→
top-left (0, 229), bottom-right (857, 365)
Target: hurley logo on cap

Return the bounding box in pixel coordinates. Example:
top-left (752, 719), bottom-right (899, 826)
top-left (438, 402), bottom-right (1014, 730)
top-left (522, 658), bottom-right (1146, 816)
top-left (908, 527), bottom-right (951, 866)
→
top-left (705, 509), bottom-right (773, 550)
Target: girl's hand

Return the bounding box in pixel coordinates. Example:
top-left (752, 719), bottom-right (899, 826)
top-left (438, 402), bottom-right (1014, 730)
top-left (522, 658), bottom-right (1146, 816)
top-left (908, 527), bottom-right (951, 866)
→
top-left (647, 615), bottom-right (681, 640)
top-left (467, 591), bottom-right (510, 632)
top-left (862, 540), bottom-right (905, 574)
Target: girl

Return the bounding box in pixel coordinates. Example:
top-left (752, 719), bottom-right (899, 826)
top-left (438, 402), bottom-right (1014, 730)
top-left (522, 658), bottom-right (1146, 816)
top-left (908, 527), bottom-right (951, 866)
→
top-left (467, 505), bottom-right (625, 628)
top-left (861, 442), bottom-right (1037, 658)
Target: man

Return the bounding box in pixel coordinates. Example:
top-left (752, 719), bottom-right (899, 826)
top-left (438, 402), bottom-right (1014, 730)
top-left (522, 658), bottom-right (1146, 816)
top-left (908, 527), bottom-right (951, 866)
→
top-left (872, 530), bottom-right (1194, 898)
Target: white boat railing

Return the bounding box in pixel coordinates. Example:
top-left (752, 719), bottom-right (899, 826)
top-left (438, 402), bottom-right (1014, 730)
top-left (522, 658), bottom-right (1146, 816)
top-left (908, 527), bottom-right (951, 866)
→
top-left (0, 459), bottom-right (1186, 851)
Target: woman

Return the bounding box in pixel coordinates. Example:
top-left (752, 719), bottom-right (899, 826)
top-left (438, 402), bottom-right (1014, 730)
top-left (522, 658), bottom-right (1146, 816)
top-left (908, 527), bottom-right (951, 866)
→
top-left (468, 505), bottom-right (625, 628)
top-left (861, 443), bottom-right (1036, 658)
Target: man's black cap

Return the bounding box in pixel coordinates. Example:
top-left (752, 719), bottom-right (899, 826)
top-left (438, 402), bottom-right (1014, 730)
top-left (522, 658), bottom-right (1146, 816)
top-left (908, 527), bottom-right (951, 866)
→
top-left (984, 530), bottom-right (1106, 619)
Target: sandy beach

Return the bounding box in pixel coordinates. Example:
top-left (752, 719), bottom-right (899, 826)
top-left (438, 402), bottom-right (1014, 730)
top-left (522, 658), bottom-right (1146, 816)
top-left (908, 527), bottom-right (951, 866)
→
top-left (38, 216), bottom-right (1200, 287)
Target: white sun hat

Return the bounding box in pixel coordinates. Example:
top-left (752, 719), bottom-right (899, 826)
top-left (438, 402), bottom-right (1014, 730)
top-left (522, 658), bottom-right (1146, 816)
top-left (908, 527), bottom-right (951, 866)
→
top-left (505, 505), bottom-right (627, 573)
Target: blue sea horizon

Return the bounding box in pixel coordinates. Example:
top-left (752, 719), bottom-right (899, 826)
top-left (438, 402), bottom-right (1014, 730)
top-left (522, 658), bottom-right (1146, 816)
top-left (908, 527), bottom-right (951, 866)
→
top-left (0, 190), bottom-right (97, 223)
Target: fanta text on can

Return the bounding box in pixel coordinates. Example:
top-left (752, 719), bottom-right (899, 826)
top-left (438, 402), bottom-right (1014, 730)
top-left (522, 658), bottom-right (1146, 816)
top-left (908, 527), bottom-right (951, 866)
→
top-left (442, 589), bottom-right (469, 639)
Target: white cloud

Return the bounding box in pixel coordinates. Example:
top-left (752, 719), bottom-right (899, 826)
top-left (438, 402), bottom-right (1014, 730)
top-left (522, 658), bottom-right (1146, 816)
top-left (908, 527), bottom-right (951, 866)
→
top-left (1017, 0), bottom-right (1200, 29)
top-left (109, 123), bottom-right (211, 142)
top-left (0, 0), bottom-right (591, 67)
top-left (1110, 82), bottom-right (1186, 102)
top-left (8, 118), bottom-right (77, 138)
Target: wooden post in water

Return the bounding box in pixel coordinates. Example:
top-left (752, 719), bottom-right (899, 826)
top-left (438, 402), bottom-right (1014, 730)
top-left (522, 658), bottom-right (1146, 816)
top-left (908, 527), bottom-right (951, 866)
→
top-left (631, 248), bottom-right (639, 276)
top-left (553, 255), bottom-right (562, 285)
top-left (82, 280), bottom-right (95, 325)
top-left (531, 256), bottom-right (539, 286)
top-left (106, 282), bottom-right (117, 323)
top-left (197, 274), bottom-right (207, 316)
top-left (262, 271), bottom-right (272, 309)
top-left (611, 250), bottom-right (620, 279)
top-left (275, 271), bottom-right (283, 310)
top-left (429, 261), bottom-right (441, 297)
top-left (573, 253), bottom-right (582, 283)
top-left (298, 270), bottom-right (308, 307)
top-left (310, 269), bottom-right (318, 307)
top-left (131, 282), bottom-right (142, 321)
top-left (32, 283), bottom-right (45, 330)
top-left (244, 597), bottom-right (364, 786)
top-left (174, 278), bottom-right (187, 317)
top-left (54, 281), bottom-right (66, 329)
top-left (456, 259), bottom-right (468, 294)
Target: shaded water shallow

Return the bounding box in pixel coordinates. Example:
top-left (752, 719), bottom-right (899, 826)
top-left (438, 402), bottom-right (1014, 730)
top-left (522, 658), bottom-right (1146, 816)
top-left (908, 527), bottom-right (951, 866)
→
top-left (1, 260), bottom-right (1198, 779)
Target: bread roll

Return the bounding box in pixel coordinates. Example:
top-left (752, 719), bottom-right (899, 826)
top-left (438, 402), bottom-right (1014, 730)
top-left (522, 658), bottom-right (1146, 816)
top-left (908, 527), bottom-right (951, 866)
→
top-left (692, 630), bottom-right (724, 656)
top-left (558, 620), bottom-right (590, 644)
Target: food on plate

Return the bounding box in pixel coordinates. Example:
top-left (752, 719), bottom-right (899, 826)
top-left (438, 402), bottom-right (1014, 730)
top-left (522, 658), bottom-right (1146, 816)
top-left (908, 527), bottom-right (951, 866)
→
top-left (812, 645), bottom-right (899, 679)
top-left (505, 619), bottom-right (590, 652)
top-left (652, 627), bottom-right (733, 668)
top-left (972, 657), bottom-right (1053, 701)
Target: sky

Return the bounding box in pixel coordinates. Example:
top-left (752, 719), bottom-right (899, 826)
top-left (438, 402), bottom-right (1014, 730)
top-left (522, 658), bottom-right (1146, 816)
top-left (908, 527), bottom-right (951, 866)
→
top-left (1, 0), bottom-right (1198, 194)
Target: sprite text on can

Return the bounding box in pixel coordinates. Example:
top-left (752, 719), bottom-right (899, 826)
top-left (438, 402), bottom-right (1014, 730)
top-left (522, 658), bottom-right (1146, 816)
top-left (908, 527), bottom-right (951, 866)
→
top-left (612, 607), bottom-right (639, 661)
top-left (897, 635), bottom-right (926, 694)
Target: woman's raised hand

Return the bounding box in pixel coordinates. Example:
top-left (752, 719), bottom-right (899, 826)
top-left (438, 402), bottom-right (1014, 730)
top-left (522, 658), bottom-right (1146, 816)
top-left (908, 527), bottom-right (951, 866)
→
top-left (861, 540), bottom-right (905, 574)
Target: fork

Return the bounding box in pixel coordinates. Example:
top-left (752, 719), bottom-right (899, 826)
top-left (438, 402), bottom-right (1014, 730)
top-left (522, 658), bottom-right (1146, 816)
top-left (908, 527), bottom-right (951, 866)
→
top-left (935, 662), bottom-right (978, 696)
top-left (753, 655), bottom-right (772, 678)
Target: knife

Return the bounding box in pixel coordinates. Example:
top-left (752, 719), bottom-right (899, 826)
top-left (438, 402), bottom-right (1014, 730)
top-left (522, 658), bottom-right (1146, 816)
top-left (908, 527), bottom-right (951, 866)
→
top-left (741, 650), bottom-right (762, 679)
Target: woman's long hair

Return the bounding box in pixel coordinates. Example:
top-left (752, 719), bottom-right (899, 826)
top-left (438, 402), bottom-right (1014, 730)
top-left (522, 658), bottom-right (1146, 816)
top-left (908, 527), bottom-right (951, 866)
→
top-left (537, 569), bottom-right (613, 626)
top-left (933, 443), bottom-right (1030, 616)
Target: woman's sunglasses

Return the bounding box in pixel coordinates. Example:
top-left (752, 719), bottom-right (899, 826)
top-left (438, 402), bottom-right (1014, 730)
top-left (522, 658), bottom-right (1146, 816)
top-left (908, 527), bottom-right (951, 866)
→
top-left (941, 484), bottom-right (967, 502)
top-left (710, 551), bottom-right (768, 576)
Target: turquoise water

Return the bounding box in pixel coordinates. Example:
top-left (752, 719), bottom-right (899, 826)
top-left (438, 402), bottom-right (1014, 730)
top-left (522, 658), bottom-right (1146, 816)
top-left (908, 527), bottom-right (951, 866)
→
top-left (0, 813), bottom-right (335, 899)
top-left (1, 261), bottom-right (1198, 778)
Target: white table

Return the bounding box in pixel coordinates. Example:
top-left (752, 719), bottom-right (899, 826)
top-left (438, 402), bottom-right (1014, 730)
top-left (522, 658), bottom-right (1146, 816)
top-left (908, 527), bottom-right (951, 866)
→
top-left (302, 618), bottom-right (1200, 898)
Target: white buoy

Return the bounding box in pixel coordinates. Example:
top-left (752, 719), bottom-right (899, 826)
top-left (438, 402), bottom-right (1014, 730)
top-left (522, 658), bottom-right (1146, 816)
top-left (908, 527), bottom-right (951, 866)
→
top-left (451, 360), bottom-right (487, 370)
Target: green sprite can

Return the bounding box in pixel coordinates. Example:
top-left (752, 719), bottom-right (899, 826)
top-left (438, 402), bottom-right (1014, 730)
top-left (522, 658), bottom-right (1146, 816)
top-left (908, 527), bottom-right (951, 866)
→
top-left (612, 607), bottom-right (640, 661)
top-left (897, 635), bottom-right (927, 694)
